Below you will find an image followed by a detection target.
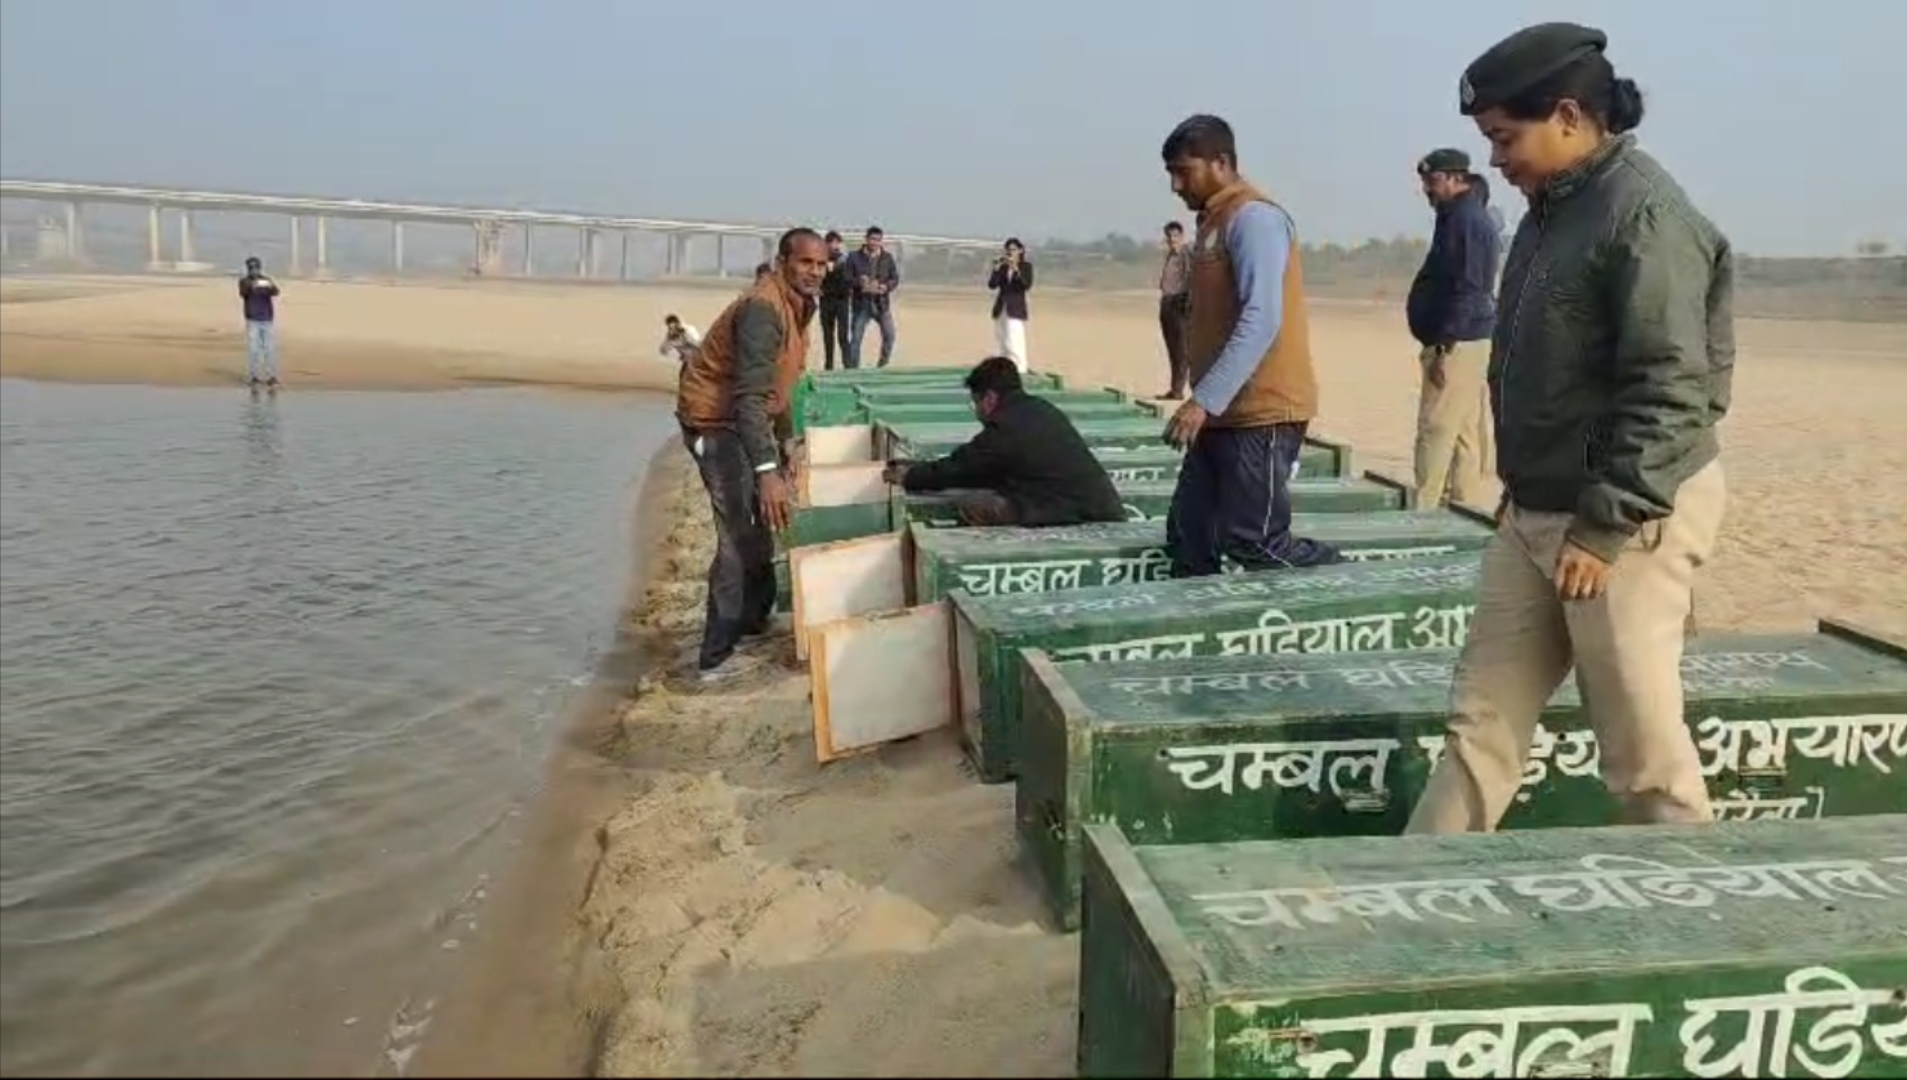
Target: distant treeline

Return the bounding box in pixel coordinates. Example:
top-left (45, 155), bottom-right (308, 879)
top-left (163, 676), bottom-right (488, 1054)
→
top-left (904, 234), bottom-right (1907, 323)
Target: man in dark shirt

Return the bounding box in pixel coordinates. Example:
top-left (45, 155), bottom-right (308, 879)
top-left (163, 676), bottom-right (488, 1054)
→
top-left (237, 256), bottom-right (281, 390)
top-left (818, 230), bottom-right (855, 370)
top-left (845, 226), bottom-right (901, 368)
top-left (883, 356), bottom-right (1127, 527)
top-left (675, 228), bottom-right (826, 681)
top-left (1405, 147), bottom-right (1501, 509)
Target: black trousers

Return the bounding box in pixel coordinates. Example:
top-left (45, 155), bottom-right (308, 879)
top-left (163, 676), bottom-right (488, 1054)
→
top-left (818, 300), bottom-right (853, 370)
top-left (1158, 294), bottom-right (1191, 395)
top-left (1165, 422), bottom-right (1342, 577)
top-left (684, 427), bottom-right (776, 668)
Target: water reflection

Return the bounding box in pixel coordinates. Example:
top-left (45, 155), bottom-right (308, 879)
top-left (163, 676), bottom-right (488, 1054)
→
top-left (241, 393), bottom-right (283, 469)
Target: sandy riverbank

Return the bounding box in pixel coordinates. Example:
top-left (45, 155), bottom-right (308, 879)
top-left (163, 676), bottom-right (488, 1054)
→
top-left (7, 274), bottom-right (1907, 1076)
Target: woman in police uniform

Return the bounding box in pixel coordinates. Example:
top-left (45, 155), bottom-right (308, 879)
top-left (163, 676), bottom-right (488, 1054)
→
top-left (1407, 23), bottom-right (1735, 833)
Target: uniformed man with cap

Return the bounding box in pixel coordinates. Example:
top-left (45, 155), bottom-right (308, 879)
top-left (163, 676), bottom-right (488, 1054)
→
top-left (1407, 22), bottom-right (1736, 834)
top-left (1405, 146), bottom-right (1500, 510)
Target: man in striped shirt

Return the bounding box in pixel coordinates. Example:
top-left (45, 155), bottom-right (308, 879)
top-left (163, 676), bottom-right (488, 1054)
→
top-left (1157, 221), bottom-right (1193, 399)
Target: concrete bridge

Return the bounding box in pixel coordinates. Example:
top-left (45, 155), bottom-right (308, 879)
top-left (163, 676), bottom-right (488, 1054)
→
top-left (0, 178), bottom-right (1000, 278)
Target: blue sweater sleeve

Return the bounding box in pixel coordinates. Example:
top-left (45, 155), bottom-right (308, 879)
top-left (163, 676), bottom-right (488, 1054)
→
top-left (1192, 202), bottom-right (1291, 416)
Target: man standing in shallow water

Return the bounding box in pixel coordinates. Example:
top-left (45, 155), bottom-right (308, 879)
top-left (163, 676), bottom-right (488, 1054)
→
top-left (237, 256), bottom-right (281, 391)
top-left (675, 228), bottom-right (826, 682)
top-left (1157, 114), bottom-right (1340, 577)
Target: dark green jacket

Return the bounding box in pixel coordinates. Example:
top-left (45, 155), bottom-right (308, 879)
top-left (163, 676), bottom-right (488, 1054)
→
top-left (1491, 135), bottom-right (1734, 562)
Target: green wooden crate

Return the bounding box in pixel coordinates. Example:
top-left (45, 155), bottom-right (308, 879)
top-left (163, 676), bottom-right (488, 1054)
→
top-left (799, 367), bottom-right (1064, 430)
top-left (911, 510), bottom-right (1493, 603)
top-left (950, 552), bottom-right (1483, 784)
top-left (896, 475), bottom-right (1405, 528)
top-left (1023, 621), bottom-right (1907, 930)
top-left (812, 365), bottom-right (1062, 386)
top-left (785, 501), bottom-right (892, 549)
top-left (896, 437), bottom-right (1352, 482)
top-left (1078, 814), bottom-right (1907, 1078)
top-left (877, 417), bottom-right (1169, 458)
top-left (856, 385), bottom-right (1127, 409)
top-left (864, 399), bottom-right (1153, 427)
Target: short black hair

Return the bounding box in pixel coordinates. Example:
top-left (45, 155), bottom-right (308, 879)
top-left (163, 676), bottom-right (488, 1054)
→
top-left (1003, 236), bottom-right (1024, 250)
top-left (244, 255), bottom-right (262, 267)
top-left (664, 313), bottom-right (680, 325)
top-left (824, 229), bottom-right (843, 243)
top-left (1161, 114), bottom-right (1237, 168)
top-left (865, 226), bottom-right (885, 239)
top-left (1163, 221), bottom-right (1184, 235)
top-left (963, 356), bottom-right (1023, 397)
top-left (754, 261), bottom-right (773, 278)
top-left (775, 226), bottom-right (822, 259)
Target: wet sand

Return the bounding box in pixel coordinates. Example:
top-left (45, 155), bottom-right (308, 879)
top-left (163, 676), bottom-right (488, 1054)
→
top-left (7, 273), bottom-right (1906, 1076)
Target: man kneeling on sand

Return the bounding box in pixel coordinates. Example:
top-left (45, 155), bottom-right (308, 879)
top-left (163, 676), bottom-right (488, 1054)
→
top-left (676, 227), bottom-right (826, 682)
top-left (882, 356), bottom-right (1127, 527)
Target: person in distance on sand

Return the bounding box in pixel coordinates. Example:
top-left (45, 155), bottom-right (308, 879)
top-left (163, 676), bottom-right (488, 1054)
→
top-left (883, 356), bottom-right (1125, 528)
top-left (675, 228), bottom-right (826, 683)
top-left (1406, 147), bottom-right (1501, 510)
top-left (1407, 22), bottom-right (1734, 834)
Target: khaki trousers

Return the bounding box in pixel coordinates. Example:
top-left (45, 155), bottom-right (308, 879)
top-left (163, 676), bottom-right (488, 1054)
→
top-left (1413, 344), bottom-right (1491, 507)
top-left (1405, 459), bottom-right (1727, 833)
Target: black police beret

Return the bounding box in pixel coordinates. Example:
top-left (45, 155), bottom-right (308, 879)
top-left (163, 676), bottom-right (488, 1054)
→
top-left (1417, 148), bottom-right (1471, 176)
top-left (1460, 22), bottom-right (1608, 116)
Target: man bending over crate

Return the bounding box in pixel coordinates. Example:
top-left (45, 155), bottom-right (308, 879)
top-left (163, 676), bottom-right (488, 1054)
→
top-left (882, 356), bottom-right (1126, 527)
top-left (1158, 114), bottom-right (1342, 576)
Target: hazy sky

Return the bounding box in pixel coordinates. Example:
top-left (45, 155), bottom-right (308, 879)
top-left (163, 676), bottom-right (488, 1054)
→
top-left (0, 0), bottom-right (1895, 256)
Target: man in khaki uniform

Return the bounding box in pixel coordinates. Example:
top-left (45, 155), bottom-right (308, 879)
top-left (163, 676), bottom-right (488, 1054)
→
top-left (1407, 23), bottom-right (1733, 832)
top-left (1405, 148), bottom-right (1500, 509)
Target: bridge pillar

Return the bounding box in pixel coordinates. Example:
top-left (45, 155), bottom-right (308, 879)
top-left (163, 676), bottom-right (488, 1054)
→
top-left (391, 221), bottom-right (405, 273)
top-left (618, 232), bottom-right (630, 281)
top-left (147, 205), bottom-right (164, 269)
top-left (289, 216), bottom-right (303, 275)
top-left (577, 228), bottom-right (594, 279)
top-left (522, 224), bottom-right (536, 277)
top-left (760, 235), bottom-right (774, 271)
top-left (65, 201), bottom-right (83, 263)
top-left (666, 233), bottom-right (689, 277)
top-left (316, 217), bottom-right (329, 275)
top-left (178, 210), bottom-right (195, 265)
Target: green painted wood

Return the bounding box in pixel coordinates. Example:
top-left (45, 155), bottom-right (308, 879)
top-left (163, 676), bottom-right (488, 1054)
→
top-left (899, 476), bottom-right (1403, 529)
top-left (950, 552), bottom-right (1483, 784)
top-left (864, 399), bottom-right (1153, 426)
top-left (800, 368), bottom-right (1064, 429)
top-left (1077, 815), bottom-right (1907, 1077)
top-left (1023, 630), bottom-right (1907, 930)
top-left (879, 417), bottom-right (1169, 457)
top-left (812, 365), bottom-right (1063, 386)
top-left (895, 438), bottom-right (1349, 482)
top-left (785, 501), bottom-right (893, 549)
top-left (911, 511), bottom-right (1491, 603)
top-left (858, 385), bottom-right (1127, 408)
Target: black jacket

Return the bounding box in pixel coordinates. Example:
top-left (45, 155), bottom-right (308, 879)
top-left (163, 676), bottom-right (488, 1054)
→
top-left (1406, 184), bottom-right (1500, 347)
top-left (988, 259), bottom-right (1034, 320)
top-left (900, 391), bottom-right (1125, 526)
top-left (820, 253), bottom-right (854, 304)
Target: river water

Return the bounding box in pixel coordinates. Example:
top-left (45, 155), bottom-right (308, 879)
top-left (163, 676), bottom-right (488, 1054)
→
top-left (0, 378), bottom-right (672, 1077)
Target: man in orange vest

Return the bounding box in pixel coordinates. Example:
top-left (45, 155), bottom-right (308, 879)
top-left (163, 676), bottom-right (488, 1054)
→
top-left (675, 227), bottom-right (827, 681)
top-left (1158, 114), bottom-right (1341, 576)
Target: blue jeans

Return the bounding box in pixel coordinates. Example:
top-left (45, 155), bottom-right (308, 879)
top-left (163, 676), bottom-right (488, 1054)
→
top-left (245, 320), bottom-right (278, 382)
top-left (1165, 422), bottom-right (1342, 577)
top-left (849, 304), bottom-right (897, 368)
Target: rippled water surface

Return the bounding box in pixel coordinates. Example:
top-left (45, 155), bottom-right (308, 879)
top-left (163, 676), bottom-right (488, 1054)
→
top-left (0, 378), bottom-right (670, 1077)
